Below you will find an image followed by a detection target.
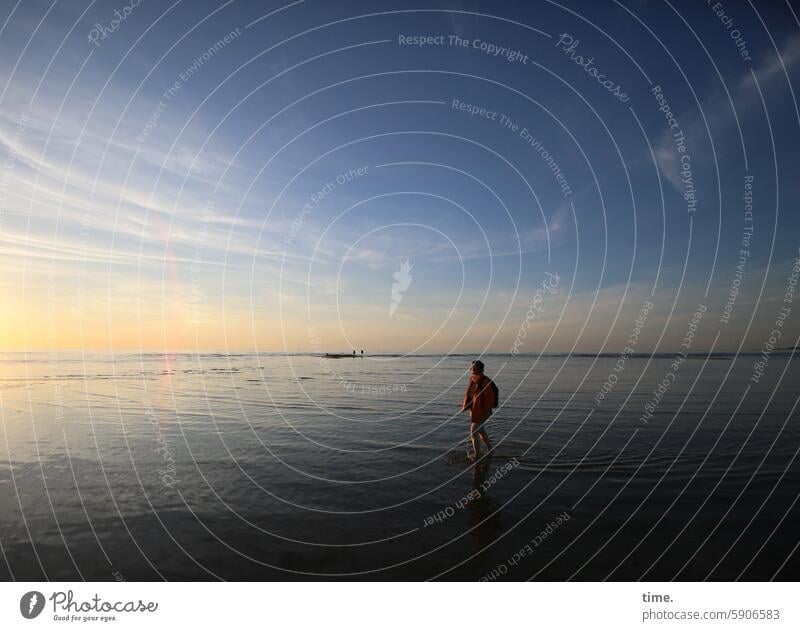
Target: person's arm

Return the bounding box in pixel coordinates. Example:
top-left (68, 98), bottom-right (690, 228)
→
top-left (462, 382), bottom-right (474, 412)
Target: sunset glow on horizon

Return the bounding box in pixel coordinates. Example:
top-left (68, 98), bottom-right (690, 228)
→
top-left (1, 1), bottom-right (798, 356)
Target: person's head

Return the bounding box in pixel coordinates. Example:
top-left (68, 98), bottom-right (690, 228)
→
top-left (471, 360), bottom-right (485, 375)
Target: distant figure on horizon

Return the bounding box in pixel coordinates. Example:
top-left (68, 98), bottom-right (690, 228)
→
top-left (352, 350), bottom-right (356, 358)
top-left (360, 349), bottom-right (364, 357)
top-left (461, 360), bottom-right (498, 460)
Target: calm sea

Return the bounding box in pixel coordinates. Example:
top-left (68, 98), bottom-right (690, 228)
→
top-left (0, 351), bottom-right (798, 580)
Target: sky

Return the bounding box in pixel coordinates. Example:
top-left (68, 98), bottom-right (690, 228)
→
top-left (0, 0), bottom-right (798, 354)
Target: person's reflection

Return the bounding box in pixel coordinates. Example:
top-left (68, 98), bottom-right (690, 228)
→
top-left (466, 454), bottom-right (502, 548)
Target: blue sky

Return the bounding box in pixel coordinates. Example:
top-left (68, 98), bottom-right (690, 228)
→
top-left (0, 0), bottom-right (798, 353)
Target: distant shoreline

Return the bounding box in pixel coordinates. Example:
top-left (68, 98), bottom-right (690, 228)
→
top-left (1, 350), bottom-right (797, 358)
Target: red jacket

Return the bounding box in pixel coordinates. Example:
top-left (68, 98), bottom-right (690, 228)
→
top-left (462, 374), bottom-right (495, 423)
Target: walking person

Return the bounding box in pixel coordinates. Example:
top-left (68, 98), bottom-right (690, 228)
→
top-left (461, 360), bottom-right (498, 459)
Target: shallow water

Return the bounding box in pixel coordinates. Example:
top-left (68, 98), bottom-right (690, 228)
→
top-left (0, 351), bottom-right (798, 580)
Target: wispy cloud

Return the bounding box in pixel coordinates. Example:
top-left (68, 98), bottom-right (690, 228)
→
top-left (654, 34), bottom-right (800, 192)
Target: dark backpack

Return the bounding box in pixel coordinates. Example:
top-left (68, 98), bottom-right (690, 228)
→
top-left (488, 378), bottom-right (499, 408)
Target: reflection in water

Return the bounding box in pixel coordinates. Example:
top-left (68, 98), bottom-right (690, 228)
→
top-left (1, 352), bottom-right (799, 579)
top-left (466, 455), bottom-right (502, 549)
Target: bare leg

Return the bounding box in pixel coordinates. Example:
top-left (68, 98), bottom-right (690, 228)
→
top-left (470, 423), bottom-right (481, 459)
top-left (479, 428), bottom-right (493, 452)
